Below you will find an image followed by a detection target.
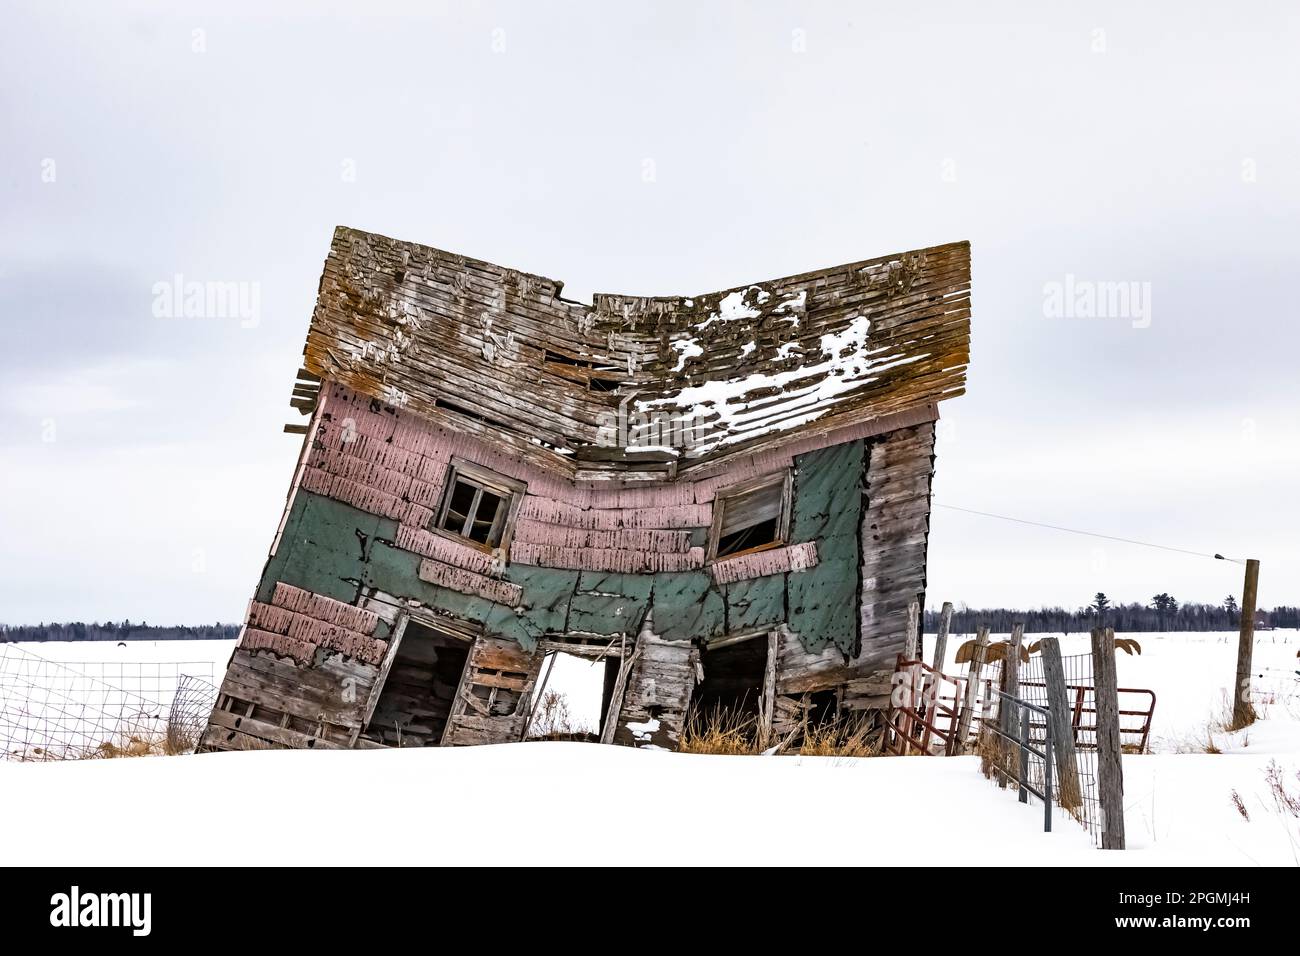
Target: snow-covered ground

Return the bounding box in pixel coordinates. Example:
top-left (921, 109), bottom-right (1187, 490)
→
top-left (2, 631), bottom-right (1297, 865)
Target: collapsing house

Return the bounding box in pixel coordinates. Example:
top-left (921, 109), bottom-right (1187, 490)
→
top-left (201, 226), bottom-right (970, 752)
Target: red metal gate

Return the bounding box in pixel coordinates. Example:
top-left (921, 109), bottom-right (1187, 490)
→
top-left (884, 656), bottom-right (966, 756)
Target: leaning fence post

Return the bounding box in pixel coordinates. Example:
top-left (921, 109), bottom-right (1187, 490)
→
top-left (931, 601), bottom-right (953, 672)
top-left (1091, 626), bottom-right (1126, 850)
top-left (954, 626), bottom-right (988, 755)
top-left (1039, 637), bottom-right (1082, 811)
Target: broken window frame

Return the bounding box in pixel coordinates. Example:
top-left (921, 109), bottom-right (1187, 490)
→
top-left (431, 459), bottom-right (526, 556)
top-left (707, 470), bottom-right (792, 562)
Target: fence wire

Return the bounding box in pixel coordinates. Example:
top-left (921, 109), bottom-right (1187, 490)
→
top-left (1018, 651), bottom-right (1104, 846)
top-left (167, 674), bottom-right (220, 755)
top-left (0, 643), bottom-right (217, 761)
top-left (941, 639), bottom-right (1109, 847)
top-left (36, 657), bottom-right (215, 704)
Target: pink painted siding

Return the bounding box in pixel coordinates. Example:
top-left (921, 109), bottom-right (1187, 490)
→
top-left (513, 520), bottom-right (693, 553)
top-left (404, 504), bottom-right (436, 528)
top-left (297, 383), bottom-right (925, 590)
top-left (416, 559), bottom-right (524, 606)
top-left (271, 582), bottom-right (380, 635)
top-left (396, 526), bottom-right (497, 575)
top-left (511, 543), bottom-right (705, 574)
top-left (319, 474), bottom-right (408, 521)
top-left (301, 384), bottom-right (718, 580)
top-left (247, 601), bottom-right (295, 634)
top-left (517, 497), bottom-right (710, 530)
top-left (709, 541), bottom-right (819, 585)
top-left (240, 628), bottom-right (316, 667)
top-left (248, 599), bottom-right (388, 666)
top-left (237, 584), bottom-right (389, 667)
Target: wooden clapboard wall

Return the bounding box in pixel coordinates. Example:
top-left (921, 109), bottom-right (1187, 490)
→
top-left (301, 226), bottom-right (969, 476)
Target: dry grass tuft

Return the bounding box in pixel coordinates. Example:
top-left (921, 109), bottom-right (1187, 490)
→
top-left (678, 707), bottom-right (761, 755)
top-left (1231, 789), bottom-right (1250, 821)
top-left (975, 727), bottom-right (1015, 787)
top-left (86, 733), bottom-right (176, 759)
top-left (797, 714), bottom-right (881, 758)
top-left (1264, 760), bottom-right (1300, 818)
top-left (11, 732), bottom-right (182, 761)
top-left (1259, 760), bottom-right (1300, 864)
top-left (1224, 706), bottom-right (1258, 733)
top-left (1161, 690), bottom-right (1272, 754)
top-left (678, 706), bottom-right (884, 758)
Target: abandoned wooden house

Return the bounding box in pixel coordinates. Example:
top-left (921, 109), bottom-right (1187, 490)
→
top-left (200, 226), bottom-right (971, 752)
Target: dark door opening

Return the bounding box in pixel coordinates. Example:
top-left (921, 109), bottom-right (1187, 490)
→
top-left (804, 688), bottom-right (839, 728)
top-left (364, 620), bottom-right (471, 747)
top-left (690, 636), bottom-right (769, 733)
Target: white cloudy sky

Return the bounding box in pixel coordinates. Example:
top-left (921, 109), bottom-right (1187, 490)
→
top-left (2, 2), bottom-right (1297, 625)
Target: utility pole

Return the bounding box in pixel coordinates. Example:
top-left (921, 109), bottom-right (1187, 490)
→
top-left (1231, 559), bottom-right (1261, 729)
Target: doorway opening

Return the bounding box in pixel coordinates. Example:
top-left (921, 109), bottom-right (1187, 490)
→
top-left (364, 620), bottom-right (471, 747)
top-left (526, 650), bottom-right (615, 742)
top-left (689, 635), bottom-right (770, 737)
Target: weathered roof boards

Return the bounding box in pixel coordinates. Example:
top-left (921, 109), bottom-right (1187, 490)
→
top-left (201, 227), bottom-right (970, 753)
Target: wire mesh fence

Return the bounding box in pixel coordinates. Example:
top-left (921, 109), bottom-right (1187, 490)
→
top-left (924, 630), bottom-right (1158, 850)
top-left (0, 643), bottom-right (218, 761)
top-left (930, 636), bottom-right (1125, 847)
top-left (978, 690), bottom-right (1054, 832)
top-left (19, 657), bottom-right (215, 707)
top-left (167, 674), bottom-right (220, 755)
top-left (1017, 650), bottom-right (1104, 845)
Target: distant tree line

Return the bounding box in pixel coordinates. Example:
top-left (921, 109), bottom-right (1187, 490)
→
top-left (0, 621), bottom-right (241, 643)
top-left (925, 593), bottom-right (1300, 635)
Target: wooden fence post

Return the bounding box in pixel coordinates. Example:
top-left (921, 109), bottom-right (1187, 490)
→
top-left (904, 599), bottom-right (920, 660)
top-left (1232, 558), bottom-right (1261, 730)
top-left (931, 601), bottom-right (953, 672)
top-left (1039, 637), bottom-right (1081, 811)
top-left (954, 625), bottom-right (989, 754)
top-left (1092, 626), bottom-right (1126, 849)
top-left (1001, 623), bottom-right (1024, 793)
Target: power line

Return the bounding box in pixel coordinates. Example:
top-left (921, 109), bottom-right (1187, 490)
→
top-left (933, 503), bottom-right (1244, 564)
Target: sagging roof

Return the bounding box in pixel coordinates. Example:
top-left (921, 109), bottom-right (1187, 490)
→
top-left (296, 226), bottom-right (970, 479)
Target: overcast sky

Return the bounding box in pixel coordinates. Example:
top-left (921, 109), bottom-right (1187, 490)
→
top-left (2, 2), bottom-right (1297, 625)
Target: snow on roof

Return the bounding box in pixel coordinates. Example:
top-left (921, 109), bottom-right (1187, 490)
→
top-left (300, 227), bottom-right (971, 475)
top-left (634, 316), bottom-right (930, 453)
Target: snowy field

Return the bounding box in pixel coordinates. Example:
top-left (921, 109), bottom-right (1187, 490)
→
top-left (2, 631), bottom-right (1298, 865)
